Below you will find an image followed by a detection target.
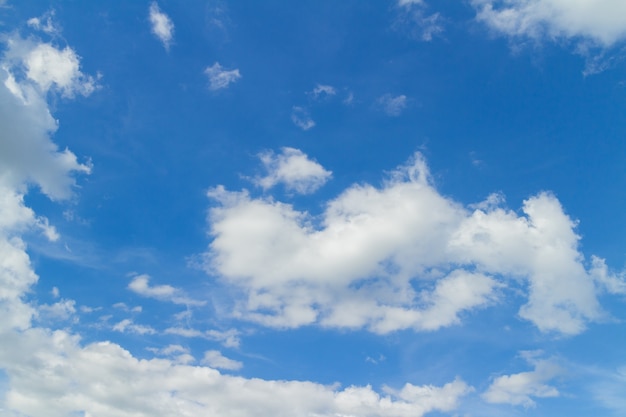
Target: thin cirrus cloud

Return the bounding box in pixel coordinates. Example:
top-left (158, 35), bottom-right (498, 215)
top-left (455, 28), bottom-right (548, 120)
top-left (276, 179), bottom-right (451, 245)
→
top-left (204, 151), bottom-right (618, 335)
top-left (205, 62), bottom-right (241, 91)
top-left (254, 147), bottom-right (332, 194)
top-left (290, 105), bottom-right (315, 130)
top-left (149, 2), bottom-right (174, 50)
top-left (377, 94), bottom-right (408, 116)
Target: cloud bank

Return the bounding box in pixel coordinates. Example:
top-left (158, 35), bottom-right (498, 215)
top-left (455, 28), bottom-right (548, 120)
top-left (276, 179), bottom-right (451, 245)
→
top-left (205, 151), bottom-right (613, 335)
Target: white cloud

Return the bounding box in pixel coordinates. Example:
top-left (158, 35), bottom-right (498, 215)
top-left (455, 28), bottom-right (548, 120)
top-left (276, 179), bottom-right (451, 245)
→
top-left (395, 1), bottom-right (444, 42)
top-left (310, 84), bottom-right (336, 100)
top-left (27, 11), bottom-right (61, 35)
top-left (254, 147), bottom-right (332, 194)
top-left (291, 106), bottom-right (315, 130)
top-left (472, 0), bottom-right (626, 47)
top-left (202, 350), bottom-right (243, 371)
top-left (1, 37), bottom-right (92, 200)
top-left (483, 351), bottom-right (561, 407)
top-left (128, 274), bottom-right (206, 306)
top-left (38, 299), bottom-right (77, 321)
top-left (112, 318), bottom-right (157, 335)
top-left (149, 2), bottom-right (174, 50)
top-left (206, 328), bottom-right (241, 348)
top-left (205, 62), bottom-right (241, 91)
top-left (204, 152), bottom-right (609, 335)
top-left (377, 94), bottom-right (407, 116)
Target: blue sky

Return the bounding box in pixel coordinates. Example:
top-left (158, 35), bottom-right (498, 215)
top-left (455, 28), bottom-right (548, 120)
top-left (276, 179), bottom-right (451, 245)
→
top-left (1, 1), bottom-right (626, 416)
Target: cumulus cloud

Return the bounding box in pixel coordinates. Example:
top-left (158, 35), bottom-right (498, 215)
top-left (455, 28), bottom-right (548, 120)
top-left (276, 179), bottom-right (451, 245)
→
top-left (377, 94), bottom-right (408, 116)
top-left (291, 106), bottom-right (315, 130)
top-left (204, 152), bottom-right (609, 335)
top-left (0, 23), bottom-right (476, 417)
top-left (254, 147), bottom-right (332, 194)
top-left (205, 62), bottom-right (241, 91)
top-left (1, 36), bottom-right (93, 200)
top-left (128, 274), bottom-right (206, 306)
top-left (483, 351), bottom-right (561, 407)
top-left (149, 2), bottom-right (174, 49)
top-left (202, 350), bottom-right (243, 371)
top-left (472, 0), bottom-right (626, 48)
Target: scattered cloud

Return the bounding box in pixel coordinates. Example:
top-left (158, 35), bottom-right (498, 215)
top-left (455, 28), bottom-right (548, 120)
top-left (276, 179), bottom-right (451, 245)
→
top-left (149, 2), bottom-right (174, 50)
top-left (376, 94), bottom-right (408, 116)
top-left (204, 153), bottom-right (606, 335)
top-left (202, 350), bottom-right (243, 370)
top-left (309, 84), bottom-right (336, 100)
top-left (254, 147), bottom-right (332, 194)
top-left (483, 351), bottom-right (562, 407)
top-left (112, 318), bottom-right (157, 335)
top-left (128, 274), bottom-right (206, 306)
top-left (472, 0), bottom-right (626, 73)
top-left (205, 62), bottom-right (241, 91)
top-left (395, 0), bottom-right (444, 42)
top-left (291, 106), bottom-right (315, 130)
top-left (27, 11), bottom-right (61, 35)
top-left (472, 0), bottom-right (626, 48)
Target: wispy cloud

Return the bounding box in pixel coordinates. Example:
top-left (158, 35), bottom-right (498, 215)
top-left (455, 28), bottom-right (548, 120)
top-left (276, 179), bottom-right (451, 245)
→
top-left (204, 62), bottom-right (241, 90)
top-left (377, 94), bottom-right (407, 116)
top-left (291, 106), bottom-right (315, 130)
top-left (149, 2), bottom-right (174, 50)
top-left (128, 274), bottom-right (205, 306)
top-left (202, 350), bottom-right (243, 371)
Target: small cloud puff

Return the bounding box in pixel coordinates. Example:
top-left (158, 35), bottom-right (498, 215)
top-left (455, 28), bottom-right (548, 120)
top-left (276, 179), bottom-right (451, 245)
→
top-left (377, 94), bottom-right (408, 116)
top-left (310, 84), bottom-right (336, 100)
top-left (205, 62), bottom-right (241, 90)
top-left (254, 147), bottom-right (332, 194)
top-left (291, 106), bottom-right (315, 130)
top-left (149, 2), bottom-right (174, 50)
top-left (128, 274), bottom-right (205, 306)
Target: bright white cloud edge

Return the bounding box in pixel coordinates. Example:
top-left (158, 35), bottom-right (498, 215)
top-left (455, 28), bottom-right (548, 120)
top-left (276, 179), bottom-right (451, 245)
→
top-left (149, 2), bottom-right (174, 49)
top-left (205, 151), bottom-right (620, 335)
top-left (0, 30), bottom-right (474, 417)
top-left (472, 0), bottom-right (626, 47)
top-left (254, 147), bottom-right (332, 194)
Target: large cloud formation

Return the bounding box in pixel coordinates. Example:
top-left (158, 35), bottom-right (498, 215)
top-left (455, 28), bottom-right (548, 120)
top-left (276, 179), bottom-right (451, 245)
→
top-left (0, 25), bottom-right (471, 417)
top-left (205, 152), bottom-right (619, 335)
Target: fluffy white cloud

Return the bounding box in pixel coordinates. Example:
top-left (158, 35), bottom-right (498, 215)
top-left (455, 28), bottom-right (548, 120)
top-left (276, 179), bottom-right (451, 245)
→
top-left (377, 94), bottom-right (407, 116)
top-left (254, 147), bottom-right (332, 194)
top-left (291, 106), bottom-right (315, 130)
top-left (472, 0), bottom-right (626, 47)
top-left (128, 274), bottom-right (206, 306)
top-left (204, 152), bottom-right (610, 335)
top-left (149, 2), bottom-right (174, 49)
top-left (202, 350), bottom-right (243, 371)
top-left (1, 37), bottom-right (92, 200)
top-left (0, 25), bottom-right (476, 417)
top-left (483, 351), bottom-right (561, 407)
top-left (205, 62), bottom-right (241, 91)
